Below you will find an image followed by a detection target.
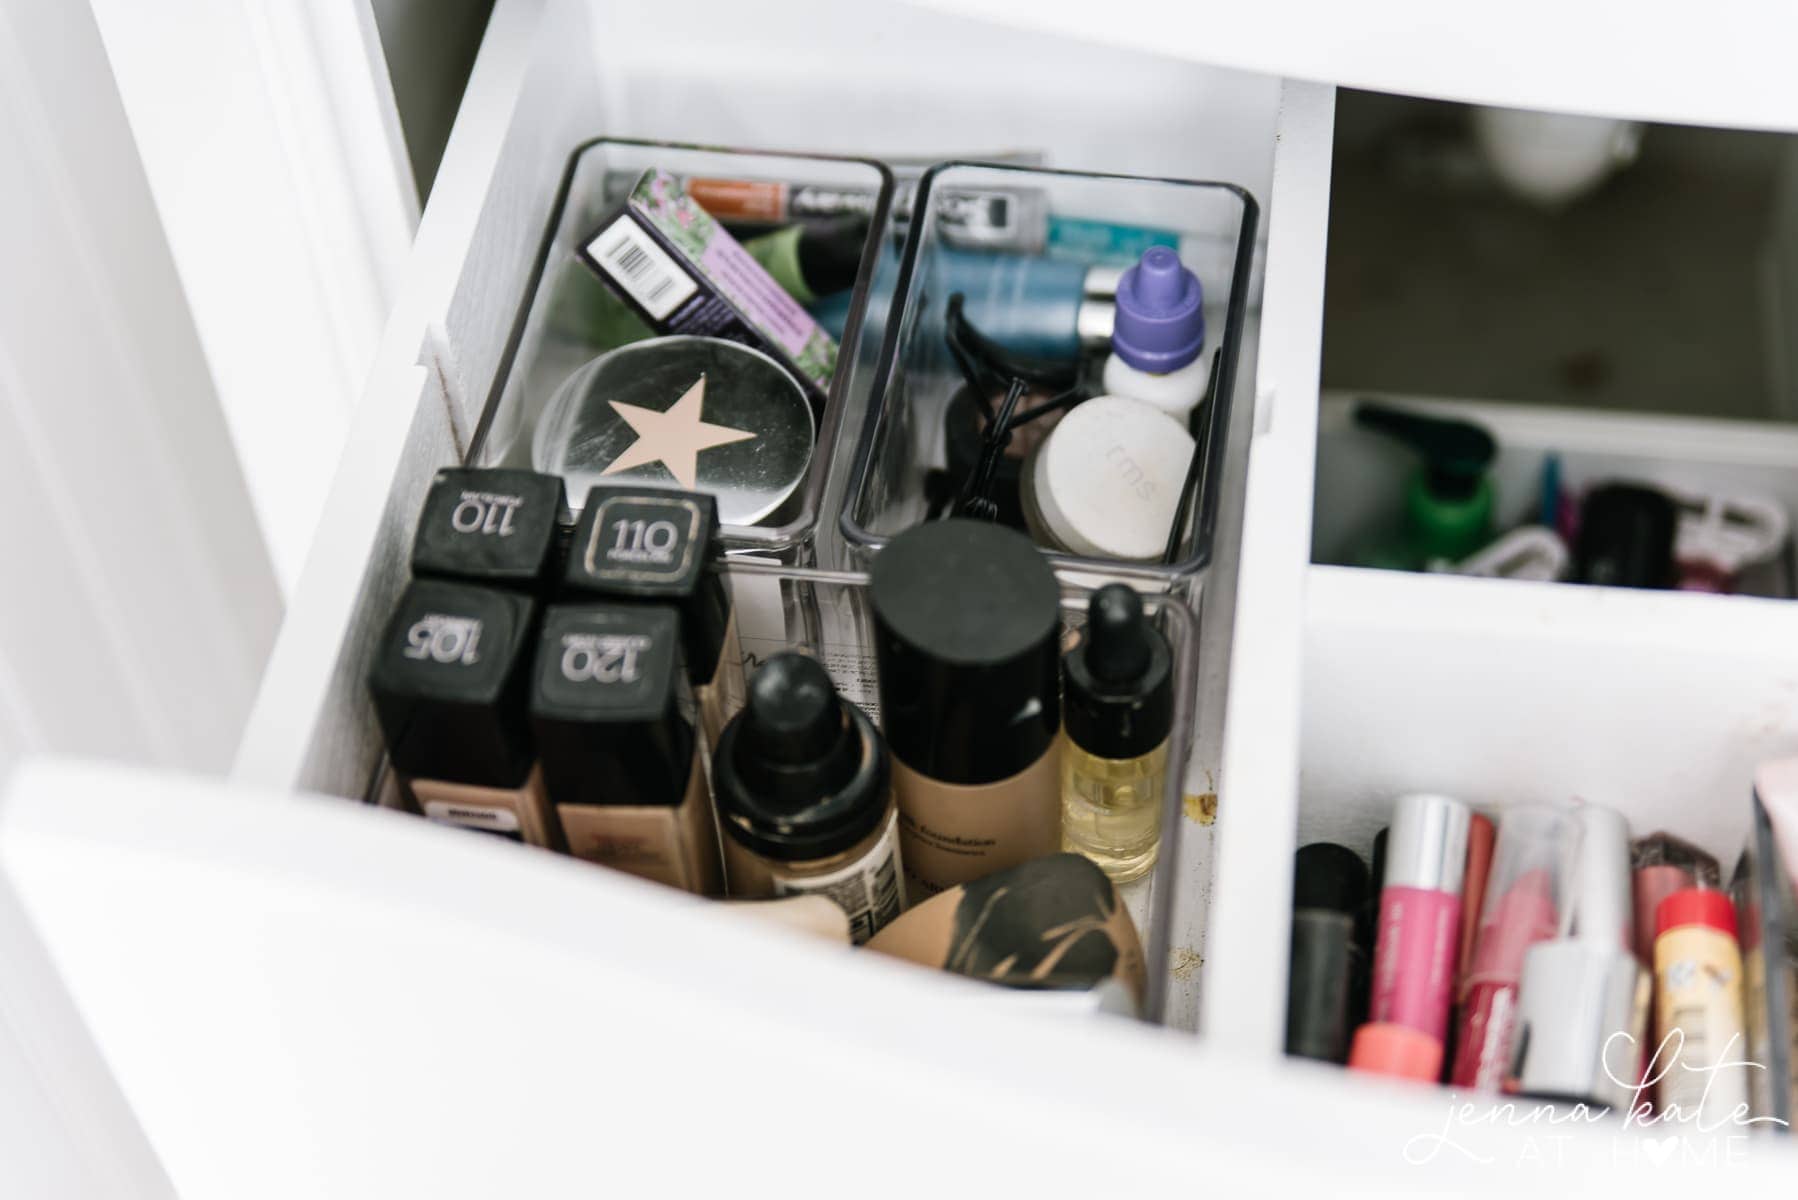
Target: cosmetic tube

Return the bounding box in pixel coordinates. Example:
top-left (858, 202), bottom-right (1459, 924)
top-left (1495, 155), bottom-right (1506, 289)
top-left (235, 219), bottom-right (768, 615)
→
top-left (564, 488), bottom-right (744, 751)
top-left (1508, 804), bottom-right (1648, 1111)
top-left (715, 653), bottom-right (902, 944)
top-left (368, 580), bottom-right (560, 849)
top-left (870, 520), bottom-right (1062, 898)
top-left (1350, 793), bottom-right (1471, 1081)
top-left (1654, 888), bottom-right (1750, 1123)
top-left (1449, 806), bottom-right (1570, 1090)
top-left (1287, 843), bottom-right (1371, 1063)
top-left (530, 603), bottom-right (723, 895)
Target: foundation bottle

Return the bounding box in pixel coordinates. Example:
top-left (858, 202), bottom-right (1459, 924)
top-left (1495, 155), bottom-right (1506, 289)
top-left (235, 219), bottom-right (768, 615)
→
top-left (563, 486), bottom-right (744, 750)
top-left (409, 467), bottom-right (567, 593)
top-left (1059, 584), bottom-right (1173, 884)
top-left (869, 519), bottom-right (1062, 898)
top-left (529, 602), bottom-right (723, 895)
top-left (367, 579), bottom-right (562, 849)
top-left (714, 653), bottom-right (902, 944)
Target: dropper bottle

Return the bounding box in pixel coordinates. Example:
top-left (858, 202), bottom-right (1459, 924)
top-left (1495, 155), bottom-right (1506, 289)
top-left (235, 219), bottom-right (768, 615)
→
top-left (1060, 584), bottom-right (1174, 883)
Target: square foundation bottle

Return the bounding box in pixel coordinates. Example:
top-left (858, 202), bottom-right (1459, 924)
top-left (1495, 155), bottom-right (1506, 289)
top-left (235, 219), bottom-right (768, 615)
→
top-left (367, 579), bottom-right (561, 848)
top-left (562, 487), bottom-right (744, 751)
top-left (530, 602), bottom-right (724, 895)
top-left (410, 467), bottom-right (568, 593)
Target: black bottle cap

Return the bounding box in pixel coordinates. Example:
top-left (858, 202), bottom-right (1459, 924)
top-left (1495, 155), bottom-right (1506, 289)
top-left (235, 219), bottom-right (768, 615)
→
top-left (714, 653), bottom-right (891, 862)
top-left (529, 603), bottom-right (693, 807)
top-left (367, 580), bottom-right (537, 788)
top-left (563, 487), bottom-right (731, 683)
top-left (1355, 402), bottom-right (1496, 502)
top-left (1293, 842), bottom-right (1370, 915)
top-left (870, 519), bottom-right (1060, 786)
top-left (795, 216), bottom-right (870, 298)
top-left (410, 468), bottom-right (567, 590)
top-left (1286, 910), bottom-right (1359, 1063)
top-left (1063, 584), bottom-right (1173, 760)
top-left (1575, 483), bottom-right (1678, 589)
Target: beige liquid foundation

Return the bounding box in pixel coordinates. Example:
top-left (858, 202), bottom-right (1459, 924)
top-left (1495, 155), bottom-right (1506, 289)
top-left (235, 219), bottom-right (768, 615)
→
top-left (368, 579), bottom-right (563, 850)
top-left (529, 602), bottom-right (723, 895)
top-left (563, 487), bottom-right (744, 751)
top-left (714, 652), bottom-right (902, 944)
top-left (869, 520), bottom-right (1063, 899)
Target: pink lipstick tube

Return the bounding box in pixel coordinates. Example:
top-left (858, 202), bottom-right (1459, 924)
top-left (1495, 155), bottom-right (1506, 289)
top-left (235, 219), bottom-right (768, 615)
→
top-left (1448, 806), bottom-right (1571, 1090)
top-left (1353, 793), bottom-right (1472, 1080)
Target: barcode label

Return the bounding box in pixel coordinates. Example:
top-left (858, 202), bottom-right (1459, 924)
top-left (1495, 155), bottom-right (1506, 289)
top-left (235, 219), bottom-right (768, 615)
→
top-left (774, 810), bottom-right (904, 944)
top-left (587, 216), bottom-right (697, 320)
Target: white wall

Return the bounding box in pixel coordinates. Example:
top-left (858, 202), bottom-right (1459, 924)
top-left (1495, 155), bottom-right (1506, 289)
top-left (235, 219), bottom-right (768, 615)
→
top-left (0, 0), bottom-right (281, 779)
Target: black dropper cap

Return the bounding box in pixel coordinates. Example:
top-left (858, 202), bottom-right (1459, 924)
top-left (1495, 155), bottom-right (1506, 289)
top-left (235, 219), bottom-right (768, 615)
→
top-left (529, 603), bottom-right (694, 807)
top-left (870, 520), bottom-right (1060, 786)
top-left (563, 487), bottom-right (731, 685)
top-left (1355, 402), bottom-right (1496, 503)
top-left (1063, 585), bottom-right (1173, 760)
top-left (367, 579), bottom-right (537, 789)
top-left (714, 653), bottom-right (890, 862)
top-left (410, 468), bottom-right (567, 591)
top-left (1575, 483), bottom-right (1677, 589)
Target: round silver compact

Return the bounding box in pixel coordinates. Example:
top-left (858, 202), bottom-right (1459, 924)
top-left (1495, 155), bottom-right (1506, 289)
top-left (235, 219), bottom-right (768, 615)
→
top-left (533, 336), bottom-right (816, 526)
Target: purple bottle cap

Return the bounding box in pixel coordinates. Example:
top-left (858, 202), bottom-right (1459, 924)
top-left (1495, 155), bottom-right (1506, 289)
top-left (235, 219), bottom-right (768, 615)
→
top-left (1111, 246), bottom-right (1204, 373)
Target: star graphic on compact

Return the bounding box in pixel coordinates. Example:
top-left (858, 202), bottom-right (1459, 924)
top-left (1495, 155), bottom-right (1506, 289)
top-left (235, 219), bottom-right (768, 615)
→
top-left (600, 373), bottom-right (755, 490)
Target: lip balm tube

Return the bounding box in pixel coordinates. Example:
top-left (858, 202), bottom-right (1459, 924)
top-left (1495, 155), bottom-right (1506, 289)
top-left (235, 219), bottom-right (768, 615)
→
top-left (1457, 814), bottom-right (1497, 983)
top-left (530, 603), bottom-right (723, 895)
top-left (870, 520), bottom-right (1062, 899)
top-left (1449, 806), bottom-right (1571, 1091)
top-left (1654, 888), bottom-right (1750, 1123)
top-left (1508, 803), bottom-right (1648, 1110)
top-left (563, 487), bottom-right (744, 752)
top-left (367, 580), bottom-right (561, 849)
top-left (1287, 843), bottom-right (1371, 1063)
top-left (1349, 793), bottom-right (1472, 1081)
top-left (409, 467), bottom-right (568, 594)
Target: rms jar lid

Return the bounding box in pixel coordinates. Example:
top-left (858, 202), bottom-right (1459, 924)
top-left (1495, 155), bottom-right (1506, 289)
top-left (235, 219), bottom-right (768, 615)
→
top-left (533, 335), bottom-right (814, 527)
top-left (1023, 395), bottom-right (1195, 562)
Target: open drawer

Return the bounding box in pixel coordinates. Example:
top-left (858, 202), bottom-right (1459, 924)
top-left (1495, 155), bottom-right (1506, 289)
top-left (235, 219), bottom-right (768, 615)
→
top-left (231, 0), bottom-right (1333, 1036)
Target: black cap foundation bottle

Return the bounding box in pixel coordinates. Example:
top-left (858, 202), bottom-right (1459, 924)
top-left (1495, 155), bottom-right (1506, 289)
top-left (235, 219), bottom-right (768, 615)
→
top-left (368, 579), bottom-right (561, 848)
top-left (870, 519), bottom-right (1062, 898)
top-left (714, 653), bottom-right (902, 944)
top-left (529, 603), bottom-right (723, 895)
top-left (1059, 584), bottom-right (1173, 884)
top-left (410, 467), bottom-right (568, 592)
top-left (563, 487), bottom-right (744, 750)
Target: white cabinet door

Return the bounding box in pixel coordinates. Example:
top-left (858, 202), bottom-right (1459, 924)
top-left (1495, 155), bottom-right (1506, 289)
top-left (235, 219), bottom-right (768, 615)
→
top-left (899, 0), bottom-right (1798, 131)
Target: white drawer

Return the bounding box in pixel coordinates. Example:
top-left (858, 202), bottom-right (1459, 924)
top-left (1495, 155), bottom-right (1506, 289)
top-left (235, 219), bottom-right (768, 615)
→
top-left (230, 0), bottom-right (1336, 1037)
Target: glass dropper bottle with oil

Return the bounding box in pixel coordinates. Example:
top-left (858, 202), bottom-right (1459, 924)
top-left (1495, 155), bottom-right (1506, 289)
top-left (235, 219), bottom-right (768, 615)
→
top-left (1060, 584), bottom-right (1172, 883)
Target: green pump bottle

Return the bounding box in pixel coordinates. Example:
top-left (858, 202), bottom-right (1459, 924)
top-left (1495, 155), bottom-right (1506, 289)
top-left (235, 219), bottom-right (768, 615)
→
top-left (1353, 402), bottom-right (1498, 571)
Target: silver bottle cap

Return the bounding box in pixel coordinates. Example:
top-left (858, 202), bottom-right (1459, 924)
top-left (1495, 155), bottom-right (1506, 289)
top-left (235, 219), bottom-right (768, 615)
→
top-left (1569, 804), bottom-right (1634, 950)
top-left (1510, 939), bottom-right (1649, 1109)
top-left (1383, 793), bottom-right (1472, 893)
top-left (533, 336), bottom-right (815, 528)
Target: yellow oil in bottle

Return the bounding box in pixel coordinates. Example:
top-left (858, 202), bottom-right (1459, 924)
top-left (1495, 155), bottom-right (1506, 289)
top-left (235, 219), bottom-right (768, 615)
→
top-left (1060, 733), bottom-right (1166, 884)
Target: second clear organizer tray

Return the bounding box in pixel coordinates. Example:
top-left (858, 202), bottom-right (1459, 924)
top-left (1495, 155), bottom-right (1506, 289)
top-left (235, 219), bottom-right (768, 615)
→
top-left (840, 162), bottom-right (1257, 593)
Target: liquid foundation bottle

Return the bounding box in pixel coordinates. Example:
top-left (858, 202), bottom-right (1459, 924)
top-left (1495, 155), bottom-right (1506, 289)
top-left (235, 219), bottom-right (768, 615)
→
top-left (367, 579), bottom-right (562, 849)
top-left (563, 486), bottom-right (745, 749)
top-left (1059, 584), bottom-right (1173, 884)
top-left (529, 602), bottom-right (723, 895)
top-left (714, 653), bottom-right (902, 943)
top-left (870, 519), bottom-right (1062, 899)
top-left (410, 467), bottom-right (567, 593)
